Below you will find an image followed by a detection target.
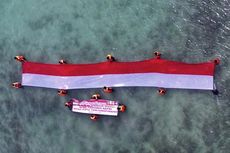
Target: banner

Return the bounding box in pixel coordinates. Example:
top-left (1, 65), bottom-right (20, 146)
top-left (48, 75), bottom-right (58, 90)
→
top-left (21, 58), bottom-right (216, 90)
top-left (71, 99), bottom-right (119, 116)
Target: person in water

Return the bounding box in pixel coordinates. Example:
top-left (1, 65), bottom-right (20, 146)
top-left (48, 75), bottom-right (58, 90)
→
top-left (213, 58), bottom-right (220, 65)
top-left (91, 93), bottom-right (101, 99)
top-left (158, 88), bottom-right (166, 96)
top-left (103, 86), bottom-right (113, 93)
top-left (154, 52), bottom-right (161, 59)
top-left (65, 101), bottom-right (73, 110)
top-left (59, 59), bottom-right (67, 64)
top-left (106, 54), bottom-right (115, 62)
top-left (118, 104), bottom-right (126, 112)
top-left (14, 56), bottom-right (26, 62)
top-left (58, 89), bottom-right (67, 96)
top-left (12, 82), bottom-right (22, 88)
top-left (90, 114), bottom-right (99, 121)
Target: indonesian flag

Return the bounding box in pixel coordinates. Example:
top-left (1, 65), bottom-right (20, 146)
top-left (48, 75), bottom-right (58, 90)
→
top-left (21, 58), bottom-right (216, 90)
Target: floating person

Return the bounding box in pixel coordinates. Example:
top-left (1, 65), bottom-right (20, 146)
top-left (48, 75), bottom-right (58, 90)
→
top-left (213, 58), bottom-right (220, 65)
top-left (90, 114), bottom-right (99, 121)
top-left (58, 89), bottom-right (67, 96)
top-left (91, 93), bottom-right (101, 99)
top-left (211, 58), bottom-right (220, 95)
top-left (14, 56), bottom-right (26, 62)
top-left (103, 86), bottom-right (113, 93)
top-left (65, 101), bottom-right (73, 110)
top-left (154, 52), bottom-right (161, 59)
top-left (118, 104), bottom-right (126, 112)
top-left (12, 82), bottom-right (22, 88)
top-left (58, 59), bottom-right (67, 64)
top-left (106, 54), bottom-right (115, 62)
top-left (158, 88), bottom-right (166, 96)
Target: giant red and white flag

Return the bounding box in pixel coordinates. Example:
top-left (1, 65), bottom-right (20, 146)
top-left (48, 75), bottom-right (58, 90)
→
top-left (21, 58), bottom-right (216, 90)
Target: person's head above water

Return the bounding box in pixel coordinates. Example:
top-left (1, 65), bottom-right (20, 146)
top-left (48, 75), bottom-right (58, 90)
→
top-left (118, 104), bottom-right (126, 112)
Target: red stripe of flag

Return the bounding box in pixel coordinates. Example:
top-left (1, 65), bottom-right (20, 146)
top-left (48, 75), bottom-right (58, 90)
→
top-left (22, 58), bottom-right (215, 76)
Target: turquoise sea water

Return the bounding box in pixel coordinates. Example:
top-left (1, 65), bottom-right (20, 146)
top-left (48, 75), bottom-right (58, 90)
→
top-left (0, 0), bottom-right (229, 153)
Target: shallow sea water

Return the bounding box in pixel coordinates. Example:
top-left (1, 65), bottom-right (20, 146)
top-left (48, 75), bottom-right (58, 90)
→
top-left (0, 0), bottom-right (229, 153)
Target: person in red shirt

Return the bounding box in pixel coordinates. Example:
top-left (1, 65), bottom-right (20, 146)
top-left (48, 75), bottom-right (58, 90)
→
top-left (154, 52), bottom-right (161, 59)
top-left (58, 59), bottom-right (67, 64)
top-left (106, 54), bottom-right (115, 62)
top-left (118, 104), bottom-right (126, 112)
top-left (12, 82), bottom-right (22, 88)
top-left (91, 93), bottom-right (100, 99)
top-left (158, 88), bottom-right (166, 96)
top-left (213, 58), bottom-right (220, 65)
top-left (14, 56), bottom-right (26, 62)
top-left (103, 86), bottom-right (113, 93)
top-left (65, 101), bottom-right (73, 110)
top-left (90, 114), bottom-right (99, 121)
top-left (58, 89), bottom-right (67, 96)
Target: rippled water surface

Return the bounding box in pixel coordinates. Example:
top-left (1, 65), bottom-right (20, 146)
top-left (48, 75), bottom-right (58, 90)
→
top-left (0, 0), bottom-right (229, 153)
